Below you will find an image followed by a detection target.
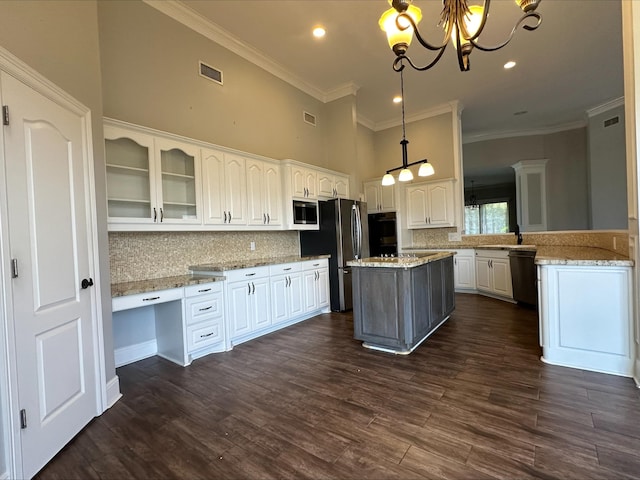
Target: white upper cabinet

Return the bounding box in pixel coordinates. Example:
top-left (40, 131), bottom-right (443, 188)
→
top-left (318, 172), bottom-right (350, 199)
top-left (201, 148), bottom-right (247, 226)
top-left (289, 164), bottom-right (318, 199)
top-left (105, 122), bottom-right (201, 229)
top-left (364, 180), bottom-right (395, 213)
top-left (246, 158), bottom-right (282, 227)
top-left (406, 180), bottom-right (455, 229)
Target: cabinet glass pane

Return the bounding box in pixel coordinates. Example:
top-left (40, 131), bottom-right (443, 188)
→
top-left (161, 148), bottom-right (196, 219)
top-left (105, 137), bottom-right (151, 218)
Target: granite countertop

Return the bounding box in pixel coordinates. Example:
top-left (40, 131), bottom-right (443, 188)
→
top-left (405, 244), bottom-right (633, 267)
top-left (111, 274), bottom-right (225, 298)
top-left (189, 254), bottom-right (331, 273)
top-left (347, 251), bottom-right (454, 269)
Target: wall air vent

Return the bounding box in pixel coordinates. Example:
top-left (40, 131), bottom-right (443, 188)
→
top-left (199, 61), bottom-right (223, 85)
top-left (604, 116), bottom-right (619, 128)
top-left (303, 111), bottom-right (317, 127)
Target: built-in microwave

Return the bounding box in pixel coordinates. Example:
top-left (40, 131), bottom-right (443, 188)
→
top-left (293, 200), bottom-right (318, 225)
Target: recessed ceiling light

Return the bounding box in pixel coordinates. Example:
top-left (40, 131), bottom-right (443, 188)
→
top-left (504, 61), bottom-right (516, 69)
top-left (393, 96), bottom-right (402, 104)
top-left (312, 26), bottom-right (326, 38)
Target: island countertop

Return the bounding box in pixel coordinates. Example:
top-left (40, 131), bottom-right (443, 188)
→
top-left (347, 251), bottom-right (454, 269)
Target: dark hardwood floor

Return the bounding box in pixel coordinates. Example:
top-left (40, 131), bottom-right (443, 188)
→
top-left (37, 293), bottom-right (640, 479)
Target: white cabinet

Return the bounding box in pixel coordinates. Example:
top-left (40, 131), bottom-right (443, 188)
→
top-left (288, 164), bottom-right (318, 199)
top-left (201, 148), bottom-right (247, 226)
top-left (406, 180), bottom-right (455, 229)
top-left (453, 249), bottom-right (476, 291)
top-left (303, 260), bottom-right (330, 312)
top-left (318, 172), bottom-right (350, 199)
top-left (537, 264), bottom-right (633, 376)
top-left (270, 263), bottom-right (304, 324)
top-left (246, 158), bottom-right (282, 227)
top-left (112, 281), bottom-right (225, 367)
top-left (475, 250), bottom-right (513, 300)
top-left (105, 123), bottom-right (201, 228)
top-left (183, 283), bottom-right (225, 355)
top-left (364, 180), bottom-right (396, 213)
top-left (227, 267), bottom-right (271, 340)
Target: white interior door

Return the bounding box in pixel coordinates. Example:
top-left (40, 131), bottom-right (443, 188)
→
top-left (2, 71), bottom-right (98, 479)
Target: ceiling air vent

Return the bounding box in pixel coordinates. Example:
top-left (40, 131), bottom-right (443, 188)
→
top-left (604, 116), bottom-right (619, 128)
top-left (303, 111), bottom-right (317, 127)
top-left (199, 61), bottom-right (223, 85)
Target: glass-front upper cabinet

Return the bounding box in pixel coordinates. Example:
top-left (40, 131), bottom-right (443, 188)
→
top-left (104, 122), bottom-right (201, 229)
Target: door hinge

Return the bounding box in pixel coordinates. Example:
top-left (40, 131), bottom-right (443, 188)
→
top-left (20, 409), bottom-right (27, 429)
top-left (2, 105), bottom-right (9, 126)
top-left (11, 258), bottom-right (18, 278)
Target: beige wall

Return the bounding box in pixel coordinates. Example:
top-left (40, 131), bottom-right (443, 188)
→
top-left (463, 128), bottom-right (591, 231)
top-left (0, 1), bottom-right (116, 388)
top-left (373, 112), bottom-right (456, 181)
top-left (98, 0), bottom-right (330, 167)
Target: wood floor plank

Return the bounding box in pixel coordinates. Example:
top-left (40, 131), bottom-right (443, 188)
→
top-left (35, 294), bottom-right (640, 480)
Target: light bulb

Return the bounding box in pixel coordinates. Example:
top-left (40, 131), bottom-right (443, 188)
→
top-left (418, 161), bottom-right (435, 177)
top-left (449, 5), bottom-right (484, 48)
top-left (381, 173), bottom-right (396, 186)
top-left (398, 168), bottom-right (414, 182)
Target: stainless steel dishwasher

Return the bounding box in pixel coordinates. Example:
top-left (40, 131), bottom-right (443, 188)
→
top-left (508, 249), bottom-right (538, 308)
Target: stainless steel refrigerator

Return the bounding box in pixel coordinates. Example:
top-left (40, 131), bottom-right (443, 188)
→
top-left (299, 198), bottom-right (369, 312)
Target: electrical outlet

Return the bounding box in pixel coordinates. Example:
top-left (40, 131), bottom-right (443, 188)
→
top-left (250, 241), bottom-right (256, 251)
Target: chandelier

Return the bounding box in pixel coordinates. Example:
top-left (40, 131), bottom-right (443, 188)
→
top-left (381, 66), bottom-right (435, 186)
top-left (379, 0), bottom-right (542, 72)
top-left (466, 180), bottom-right (479, 209)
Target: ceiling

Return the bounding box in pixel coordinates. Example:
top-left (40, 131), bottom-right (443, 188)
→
top-left (177, 0), bottom-right (623, 141)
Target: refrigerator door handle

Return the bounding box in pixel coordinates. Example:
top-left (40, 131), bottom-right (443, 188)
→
top-left (353, 204), bottom-right (363, 259)
top-left (351, 205), bottom-right (358, 259)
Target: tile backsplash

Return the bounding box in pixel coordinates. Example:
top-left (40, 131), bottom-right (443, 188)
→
top-left (109, 231), bottom-right (299, 283)
top-left (411, 229), bottom-right (629, 256)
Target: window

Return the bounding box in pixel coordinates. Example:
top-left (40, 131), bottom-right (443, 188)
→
top-left (465, 201), bottom-right (509, 234)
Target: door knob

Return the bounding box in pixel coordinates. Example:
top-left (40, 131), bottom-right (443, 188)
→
top-left (81, 278), bottom-right (94, 289)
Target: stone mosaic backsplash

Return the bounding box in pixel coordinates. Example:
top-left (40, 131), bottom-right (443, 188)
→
top-left (411, 229), bottom-right (629, 257)
top-left (109, 231), bottom-right (299, 283)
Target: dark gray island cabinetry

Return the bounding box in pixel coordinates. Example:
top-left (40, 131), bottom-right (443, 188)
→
top-left (348, 252), bottom-right (455, 354)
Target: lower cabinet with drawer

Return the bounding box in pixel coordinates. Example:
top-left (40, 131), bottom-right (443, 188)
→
top-left (112, 281), bottom-right (225, 368)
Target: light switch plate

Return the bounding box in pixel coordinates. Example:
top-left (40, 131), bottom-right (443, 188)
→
top-left (448, 232), bottom-right (461, 242)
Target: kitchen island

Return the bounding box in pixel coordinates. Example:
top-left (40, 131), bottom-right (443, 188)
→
top-left (347, 252), bottom-right (455, 354)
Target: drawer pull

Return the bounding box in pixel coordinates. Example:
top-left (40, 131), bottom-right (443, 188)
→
top-left (283, 267), bottom-right (292, 271)
top-left (245, 273), bottom-right (256, 277)
top-left (198, 306), bottom-right (213, 312)
top-left (313, 263), bottom-right (320, 266)
top-left (198, 288), bottom-right (212, 293)
top-left (143, 296), bottom-right (160, 301)
top-left (200, 332), bottom-right (214, 338)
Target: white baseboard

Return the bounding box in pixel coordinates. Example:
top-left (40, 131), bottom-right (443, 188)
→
top-left (105, 375), bottom-right (122, 408)
top-left (634, 357), bottom-right (640, 388)
top-left (114, 340), bottom-right (157, 368)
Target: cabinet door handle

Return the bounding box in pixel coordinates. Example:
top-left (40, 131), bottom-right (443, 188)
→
top-left (229, 211), bottom-right (232, 222)
top-left (267, 213), bottom-right (270, 224)
top-left (198, 306), bottom-right (213, 312)
top-left (263, 213), bottom-right (267, 224)
top-left (153, 207), bottom-right (157, 222)
top-left (200, 332), bottom-right (214, 338)
top-left (252, 282), bottom-right (255, 294)
top-left (248, 283), bottom-right (251, 295)
top-left (143, 296), bottom-right (160, 302)
top-left (286, 276), bottom-right (290, 287)
top-left (160, 208), bottom-right (164, 222)
top-left (224, 211), bottom-right (228, 223)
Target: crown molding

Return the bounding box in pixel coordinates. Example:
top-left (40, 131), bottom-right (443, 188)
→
top-left (372, 101), bottom-right (457, 132)
top-left (356, 114), bottom-right (376, 131)
top-left (325, 83), bottom-right (359, 103)
top-left (462, 120), bottom-right (588, 144)
top-left (586, 96), bottom-right (625, 117)
top-left (144, 0), bottom-right (329, 102)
